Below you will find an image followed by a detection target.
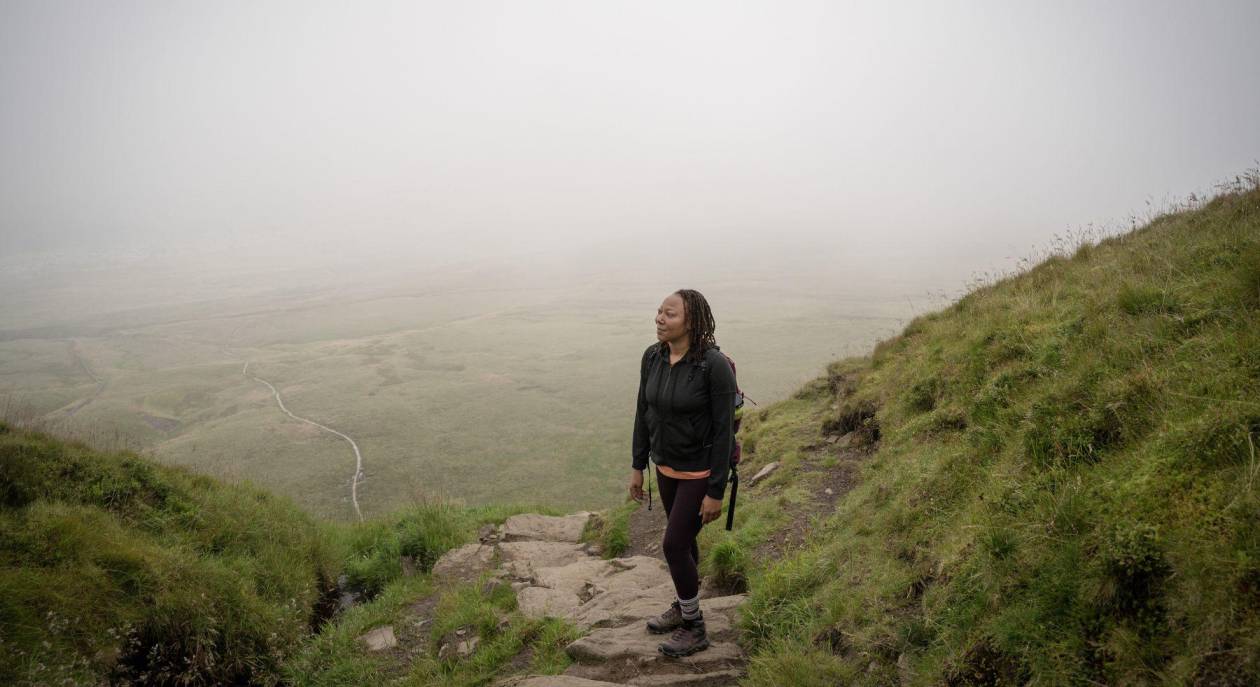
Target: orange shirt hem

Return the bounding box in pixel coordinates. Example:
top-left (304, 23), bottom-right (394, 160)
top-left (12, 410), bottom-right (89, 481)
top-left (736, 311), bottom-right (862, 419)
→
top-left (656, 465), bottom-right (711, 479)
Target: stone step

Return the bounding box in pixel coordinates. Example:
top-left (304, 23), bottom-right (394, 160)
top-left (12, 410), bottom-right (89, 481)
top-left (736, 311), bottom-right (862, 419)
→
top-left (499, 541), bottom-right (594, 581)
top-left (627, 669), bottom-right (744, 686)
top-left (502, 512), bottom-right (595, 543)
top-left (563, 640), bottom-right (744, 685)
top-left (498, 676), bottom-right (628, 687)
top-left (518, 555), bottom-right (672, 626)
top-left (566, 613), bottom-right (740, 663)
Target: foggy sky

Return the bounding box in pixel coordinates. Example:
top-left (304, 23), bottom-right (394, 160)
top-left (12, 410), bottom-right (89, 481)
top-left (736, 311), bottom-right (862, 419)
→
top-left (2, 1), bottom-right (1258, 283)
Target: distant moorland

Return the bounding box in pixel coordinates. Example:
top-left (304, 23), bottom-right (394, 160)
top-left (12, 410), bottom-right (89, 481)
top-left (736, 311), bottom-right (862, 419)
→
top-left (0, 258), bottom-right (917, 519)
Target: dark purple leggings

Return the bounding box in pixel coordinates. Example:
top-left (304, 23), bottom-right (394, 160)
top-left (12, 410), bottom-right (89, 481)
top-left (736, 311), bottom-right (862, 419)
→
top-left (655, 468), bottom-right (708, 600)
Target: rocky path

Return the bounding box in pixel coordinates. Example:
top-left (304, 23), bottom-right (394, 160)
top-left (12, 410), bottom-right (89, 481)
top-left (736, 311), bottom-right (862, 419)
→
top-left (430, 512), bottom-right (749, 687)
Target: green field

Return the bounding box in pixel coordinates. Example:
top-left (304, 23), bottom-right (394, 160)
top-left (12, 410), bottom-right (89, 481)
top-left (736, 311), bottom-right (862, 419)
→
top-left (1, 264), bottom-right (916, 520)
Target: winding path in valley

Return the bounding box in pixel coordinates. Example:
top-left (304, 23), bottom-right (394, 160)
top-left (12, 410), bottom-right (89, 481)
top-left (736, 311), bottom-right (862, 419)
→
top-left (243, 362), bottom-right (365, 522)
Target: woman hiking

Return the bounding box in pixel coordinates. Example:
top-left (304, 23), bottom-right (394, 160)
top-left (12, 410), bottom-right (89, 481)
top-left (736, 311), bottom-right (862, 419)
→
top-left (629, 288), bottom-right (736, 657)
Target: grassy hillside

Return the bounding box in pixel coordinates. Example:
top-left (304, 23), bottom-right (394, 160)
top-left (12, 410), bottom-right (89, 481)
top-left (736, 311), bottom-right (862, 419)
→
top-left (0, 422), bottom-right (343, 685)
top-left (0, 420), bottom-right (584, 686)
top-left (715, 180), bottom-right (1260, 684)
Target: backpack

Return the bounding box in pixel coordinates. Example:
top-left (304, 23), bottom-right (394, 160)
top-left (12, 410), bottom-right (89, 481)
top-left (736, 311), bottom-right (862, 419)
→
top-left (702, 352), bottom-right (754, 530)
top-left (698, 351), bottom-right (750, 468)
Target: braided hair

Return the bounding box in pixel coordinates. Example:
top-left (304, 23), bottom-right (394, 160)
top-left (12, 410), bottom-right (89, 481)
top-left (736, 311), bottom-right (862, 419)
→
top-left (674, 288), bottom-right (717, 358)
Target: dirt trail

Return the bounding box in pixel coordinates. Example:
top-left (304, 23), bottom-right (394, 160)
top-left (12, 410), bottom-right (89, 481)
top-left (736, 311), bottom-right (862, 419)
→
top-left (243, 361), bottom-right (365, 522)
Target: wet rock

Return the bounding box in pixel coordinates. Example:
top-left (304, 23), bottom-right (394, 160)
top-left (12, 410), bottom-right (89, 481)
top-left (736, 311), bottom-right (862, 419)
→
top-left (358, 625), bottom-right (398, 651)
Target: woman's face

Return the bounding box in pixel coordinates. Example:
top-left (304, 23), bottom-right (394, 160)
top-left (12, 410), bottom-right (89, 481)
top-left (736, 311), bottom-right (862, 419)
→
top-left (656, 293), bottom-right (688, 344)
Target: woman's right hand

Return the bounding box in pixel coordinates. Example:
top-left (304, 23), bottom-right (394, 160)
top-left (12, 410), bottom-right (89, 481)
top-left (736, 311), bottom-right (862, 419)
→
top-left (629, 469), bottom-right (645, 502)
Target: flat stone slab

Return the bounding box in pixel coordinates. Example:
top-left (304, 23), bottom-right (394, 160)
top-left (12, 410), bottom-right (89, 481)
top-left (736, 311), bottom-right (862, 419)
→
top-left (695, 595), bottom-right (747, 615)
top-left (627, 670), bottom-right (745, 687)
top-left (357, 625), bottom-right (398, 651)
top-left (567, 614), bottom-right (737, 664)
top-left (503, 512), bottom-right (594, 543)
top-left (498, 676), bottom-right (626, 687)
top-left (498, 541), bottom-right (591, 577)
top-left (570, 582), bottom-right (676, 629)
top-left (537, 556), bottom-right (669, 595)
top-left (518, 586), bottom-right (583, 620)
top-left (432, 543), bottom-right (495, 580)
top-left (573, 589), bottom-right (746, 632)
top-left (564, 639), bottom-right (744, 683)
top-left (517, 556), bottom-right (675, 626)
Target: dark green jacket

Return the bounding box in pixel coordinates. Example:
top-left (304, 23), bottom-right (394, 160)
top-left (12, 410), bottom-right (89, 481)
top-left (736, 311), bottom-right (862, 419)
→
top-left (632, 342), bottom-right (736, 500)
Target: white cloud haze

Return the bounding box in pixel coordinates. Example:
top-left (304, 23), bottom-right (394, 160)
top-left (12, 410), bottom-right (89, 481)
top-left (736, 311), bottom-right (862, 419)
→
top-left (2, 0), bottom-right (1258, 288)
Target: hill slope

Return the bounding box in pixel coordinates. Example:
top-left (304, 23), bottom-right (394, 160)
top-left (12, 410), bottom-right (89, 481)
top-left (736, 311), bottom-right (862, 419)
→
top-left (718, 181), bottom-right (1260, 684)
top-left (0, 423), bottom-right (340, 685)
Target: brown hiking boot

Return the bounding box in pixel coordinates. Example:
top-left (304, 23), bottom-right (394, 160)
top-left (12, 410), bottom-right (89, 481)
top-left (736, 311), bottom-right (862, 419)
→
top-left (658, 615), bottom-right (710, 657)
top-left (646, 600), bottom-right (683, 634)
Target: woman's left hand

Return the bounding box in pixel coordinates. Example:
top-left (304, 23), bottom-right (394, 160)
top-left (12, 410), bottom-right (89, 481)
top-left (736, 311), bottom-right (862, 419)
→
top-left (699, 496), bottom-right (723, 525)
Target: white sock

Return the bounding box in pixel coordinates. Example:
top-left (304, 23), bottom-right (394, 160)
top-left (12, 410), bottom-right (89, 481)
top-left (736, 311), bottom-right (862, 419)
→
top-left (678, 593), bottom-right (701, 620)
